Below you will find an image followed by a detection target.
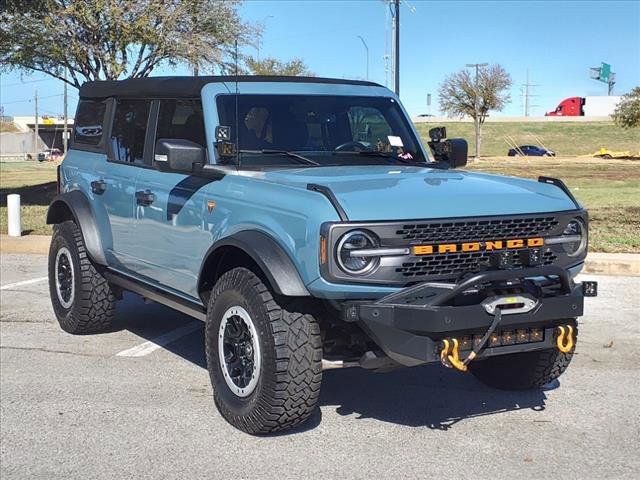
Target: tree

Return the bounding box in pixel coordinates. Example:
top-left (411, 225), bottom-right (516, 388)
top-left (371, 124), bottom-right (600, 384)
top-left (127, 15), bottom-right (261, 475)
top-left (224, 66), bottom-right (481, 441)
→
top-left (245, 56), bottom-right (313, 76)
top-left (612, 87), bottom-right (640, 128)
top-left (0, 0), bottom-right (258, 88)
top-left (438, 64), bottom-right (511, 159)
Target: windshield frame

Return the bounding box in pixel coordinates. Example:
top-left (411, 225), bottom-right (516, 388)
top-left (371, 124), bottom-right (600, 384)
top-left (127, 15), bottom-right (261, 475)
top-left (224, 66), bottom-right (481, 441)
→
top-left (202, 81), bottom-right (430, 167)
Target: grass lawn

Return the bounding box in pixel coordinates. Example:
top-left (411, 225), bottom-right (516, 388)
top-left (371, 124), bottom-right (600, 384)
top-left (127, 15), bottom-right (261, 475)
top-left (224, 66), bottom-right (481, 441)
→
top-left (1, 157), bottom-right (638, 252)
top-left (415, 121), bottom-right (640, 157)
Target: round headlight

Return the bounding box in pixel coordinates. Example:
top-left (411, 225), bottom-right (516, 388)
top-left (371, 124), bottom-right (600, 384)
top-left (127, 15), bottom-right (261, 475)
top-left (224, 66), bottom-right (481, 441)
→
top-left (562, 218), bottom-right (587, 257)
top-left (337, 230), bottom-right (379, 275)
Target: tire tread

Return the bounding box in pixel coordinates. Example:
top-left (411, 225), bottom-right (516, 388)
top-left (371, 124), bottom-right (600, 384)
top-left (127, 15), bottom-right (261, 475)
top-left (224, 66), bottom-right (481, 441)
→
top-left (49, 221), bottom-right (116, 334)
top-left (205, 267), bottom-right (322, 434)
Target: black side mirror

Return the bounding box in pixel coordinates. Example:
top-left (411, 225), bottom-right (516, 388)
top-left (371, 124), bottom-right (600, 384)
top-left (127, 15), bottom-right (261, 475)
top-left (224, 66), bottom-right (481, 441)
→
top-left (445, 138), bottom-right (468, 168)
top-left (427, 126), bottom-right (468, 168)
top-left (154, 139), bottom-right (205, 173)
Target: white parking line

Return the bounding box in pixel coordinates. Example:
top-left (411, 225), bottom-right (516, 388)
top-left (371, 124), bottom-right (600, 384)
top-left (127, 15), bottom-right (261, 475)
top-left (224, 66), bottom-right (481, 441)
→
top-left (0, 276), bottom-right (49, 291)
top-left (116, 321), bottom-right (203, 357)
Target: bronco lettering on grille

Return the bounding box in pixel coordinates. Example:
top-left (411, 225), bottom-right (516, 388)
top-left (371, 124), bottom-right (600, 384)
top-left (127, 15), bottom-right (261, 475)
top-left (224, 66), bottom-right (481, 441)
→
top-left (411, 237), bottom-right (544, 256)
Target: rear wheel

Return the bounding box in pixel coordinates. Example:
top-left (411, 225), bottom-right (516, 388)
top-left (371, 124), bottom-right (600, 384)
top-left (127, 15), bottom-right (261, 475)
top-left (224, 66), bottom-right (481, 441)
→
top-left (205, 267), bottom-right (322, 434)
top-left (48, 220), bottom-right (116, 334)
top-left (470, 323), bottom-right (577, 390)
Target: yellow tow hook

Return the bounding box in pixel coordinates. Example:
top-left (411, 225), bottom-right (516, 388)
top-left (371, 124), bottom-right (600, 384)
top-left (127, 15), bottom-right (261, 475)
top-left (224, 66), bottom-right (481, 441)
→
top-left (556, 325), bottom-right (574, 353)
top-left (440, 338), bottom-right (468, 372)
top-left (440, 339), bottom-right (451, 366)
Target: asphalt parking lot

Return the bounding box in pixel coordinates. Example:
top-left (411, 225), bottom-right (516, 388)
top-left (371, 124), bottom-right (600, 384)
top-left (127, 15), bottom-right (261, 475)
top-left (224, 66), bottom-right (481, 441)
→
top-left (1, 253), bottom-right (639, 479)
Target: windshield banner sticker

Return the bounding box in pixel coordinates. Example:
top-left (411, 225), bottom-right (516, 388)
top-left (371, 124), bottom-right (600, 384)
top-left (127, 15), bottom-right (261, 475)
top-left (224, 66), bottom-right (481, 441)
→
top-left (387, 135), bottom-right (404, 147)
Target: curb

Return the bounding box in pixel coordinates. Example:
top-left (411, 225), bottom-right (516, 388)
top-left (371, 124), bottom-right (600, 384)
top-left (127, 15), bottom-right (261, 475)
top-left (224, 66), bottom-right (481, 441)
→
top-left (581, 253), bottom-right (640, 277)
top-left (1, 235), bottom-right (51, 255)
top-left (1, 234), bottom-right (639, 276)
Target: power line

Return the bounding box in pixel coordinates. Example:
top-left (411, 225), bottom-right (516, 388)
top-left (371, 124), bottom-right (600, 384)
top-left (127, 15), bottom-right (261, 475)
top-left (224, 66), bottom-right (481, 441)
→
top-left (0, 77), bottom-right (52, 88)
top-left (0, 93), bottom-right (65, 105)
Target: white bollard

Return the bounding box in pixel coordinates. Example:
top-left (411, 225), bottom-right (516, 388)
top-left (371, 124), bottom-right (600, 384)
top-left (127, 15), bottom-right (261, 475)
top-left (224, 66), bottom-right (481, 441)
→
top-left (7, 194), bottom-right (22, 237)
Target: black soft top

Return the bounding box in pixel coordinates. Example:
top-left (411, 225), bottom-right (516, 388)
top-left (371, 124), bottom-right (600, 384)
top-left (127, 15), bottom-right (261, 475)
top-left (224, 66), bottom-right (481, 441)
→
top-left (79, 76), bottom-right (383, 99)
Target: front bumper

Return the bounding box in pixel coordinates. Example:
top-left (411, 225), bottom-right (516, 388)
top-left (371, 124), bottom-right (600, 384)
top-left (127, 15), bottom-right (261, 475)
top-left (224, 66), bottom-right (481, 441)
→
top-left (343, 266), bottom-right (596, 367)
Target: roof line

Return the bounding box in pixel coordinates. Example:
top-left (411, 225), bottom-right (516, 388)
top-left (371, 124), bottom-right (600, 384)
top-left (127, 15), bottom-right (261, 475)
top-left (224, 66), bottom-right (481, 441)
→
top-left (79, 75), bottom-right (385, 99)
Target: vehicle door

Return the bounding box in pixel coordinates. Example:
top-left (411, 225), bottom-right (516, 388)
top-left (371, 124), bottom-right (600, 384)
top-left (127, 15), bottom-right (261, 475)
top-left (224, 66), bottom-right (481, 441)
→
top-left (132, 99), bottom-right (213, 296)
top-left (93, 98), bottom-right (152, 272)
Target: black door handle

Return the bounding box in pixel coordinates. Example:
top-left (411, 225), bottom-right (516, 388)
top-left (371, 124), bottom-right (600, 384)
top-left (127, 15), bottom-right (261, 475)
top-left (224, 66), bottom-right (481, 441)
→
top-left (91, 180), bottom-right (106, 195)
top-left (135, 189), bottom-right (155, 206)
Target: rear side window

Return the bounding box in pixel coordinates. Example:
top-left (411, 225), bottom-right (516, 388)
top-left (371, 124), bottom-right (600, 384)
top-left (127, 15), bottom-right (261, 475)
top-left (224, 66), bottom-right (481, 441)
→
top-left (110, 99), bottom-right (151, 164)
top-left (74, 100), bottom-right (108, 146)
top-left (156, 99), bottom-right (206, 148)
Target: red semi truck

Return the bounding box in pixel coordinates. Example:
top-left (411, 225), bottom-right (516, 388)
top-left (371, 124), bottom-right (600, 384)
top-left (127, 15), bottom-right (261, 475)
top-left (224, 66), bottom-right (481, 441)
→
top-left (546, 96), bottom-right (621, 116)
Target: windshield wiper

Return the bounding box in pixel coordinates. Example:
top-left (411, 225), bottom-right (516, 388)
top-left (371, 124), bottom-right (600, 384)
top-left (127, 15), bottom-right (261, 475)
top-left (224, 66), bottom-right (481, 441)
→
top-left (240, 149), bottom-right (320, 166)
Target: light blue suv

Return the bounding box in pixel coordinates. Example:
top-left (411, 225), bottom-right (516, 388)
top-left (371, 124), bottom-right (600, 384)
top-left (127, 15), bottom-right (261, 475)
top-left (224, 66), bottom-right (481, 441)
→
top-left (47, 76), bottom-right (596, 434)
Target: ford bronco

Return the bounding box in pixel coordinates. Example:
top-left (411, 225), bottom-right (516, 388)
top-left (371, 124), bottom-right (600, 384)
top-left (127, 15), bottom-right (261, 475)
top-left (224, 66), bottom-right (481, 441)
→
top-left (47, 76), bottom-right (597, 434)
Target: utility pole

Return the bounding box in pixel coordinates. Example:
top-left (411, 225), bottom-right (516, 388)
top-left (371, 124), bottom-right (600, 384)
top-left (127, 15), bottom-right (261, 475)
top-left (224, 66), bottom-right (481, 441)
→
top-left (63, 68), bottom-right (68, 153)
top-left (34, 89), bottom-right (39, 158)
top-left (357, 36), bottom-right (369, 80)
top-left (394, 0), bottom-right (400, 96)
top-left (465, 62), bottom-right (488, 160)
top-left (521, 69), bottom-right (539, 117)
top-left (383, 1), bottom-right (390, 88)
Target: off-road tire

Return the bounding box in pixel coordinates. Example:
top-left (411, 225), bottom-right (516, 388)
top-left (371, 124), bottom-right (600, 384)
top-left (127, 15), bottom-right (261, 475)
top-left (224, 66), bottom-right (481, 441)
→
top-left (48, 220), bottom-right (116, 334)
top-left (469, 323), bottom-right (577, 390)
top-left (205, 267), bottom-right (322, 434)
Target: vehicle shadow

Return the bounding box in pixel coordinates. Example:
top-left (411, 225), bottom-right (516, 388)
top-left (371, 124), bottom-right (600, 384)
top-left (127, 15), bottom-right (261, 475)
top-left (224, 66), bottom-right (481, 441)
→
top-left (0, 181), bottom-right (58, 206)
top-left (115, 293), bottom-right (207, 368)
top-left (114, 293), bottom-right (550, 432)
top-left (321, 366), bottom-right (550, 430)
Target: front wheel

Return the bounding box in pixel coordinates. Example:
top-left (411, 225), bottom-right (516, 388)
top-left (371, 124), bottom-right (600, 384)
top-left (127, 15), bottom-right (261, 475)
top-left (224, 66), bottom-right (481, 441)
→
top-left (469, 323), bottom-right (577, 390)
top-left (48, 220), bottom-right (116, 334)
top-left (205, 267), bottom-right (322, 434)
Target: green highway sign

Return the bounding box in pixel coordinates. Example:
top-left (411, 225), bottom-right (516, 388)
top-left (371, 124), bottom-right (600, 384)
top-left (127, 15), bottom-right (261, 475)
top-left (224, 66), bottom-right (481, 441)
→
top-left (599, 62), bottom-right (611, 83)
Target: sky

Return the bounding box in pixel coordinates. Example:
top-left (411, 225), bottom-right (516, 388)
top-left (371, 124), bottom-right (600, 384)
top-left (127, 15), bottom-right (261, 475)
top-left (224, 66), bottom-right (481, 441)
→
top-left (1, 0), bottom-right (639, 118)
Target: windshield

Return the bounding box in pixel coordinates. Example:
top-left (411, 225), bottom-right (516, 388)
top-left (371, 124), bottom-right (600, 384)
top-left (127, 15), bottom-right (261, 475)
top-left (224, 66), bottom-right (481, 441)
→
top-left (216, 94), bottom-right (426, 166)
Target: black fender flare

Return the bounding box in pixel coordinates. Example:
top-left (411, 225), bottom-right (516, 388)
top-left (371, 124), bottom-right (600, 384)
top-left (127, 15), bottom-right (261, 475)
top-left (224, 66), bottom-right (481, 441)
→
top-left (46, 191), bottom-right (108, 265)
top-left (200, 230), bottom-right (310, 297)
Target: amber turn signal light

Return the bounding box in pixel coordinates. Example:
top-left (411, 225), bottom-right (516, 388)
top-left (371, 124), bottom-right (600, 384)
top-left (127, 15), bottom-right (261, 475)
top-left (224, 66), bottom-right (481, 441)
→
top-left (319, 235), bottom-right (327, 265)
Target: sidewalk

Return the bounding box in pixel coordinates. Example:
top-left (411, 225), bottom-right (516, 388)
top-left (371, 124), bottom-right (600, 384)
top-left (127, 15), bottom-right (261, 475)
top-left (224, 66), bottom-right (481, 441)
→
top-left (1, 235), bottom-right (52, 255)
top-left (1, 234), bottom-right (639, 276)
top-left (581, 253), bottom-right (640, 276)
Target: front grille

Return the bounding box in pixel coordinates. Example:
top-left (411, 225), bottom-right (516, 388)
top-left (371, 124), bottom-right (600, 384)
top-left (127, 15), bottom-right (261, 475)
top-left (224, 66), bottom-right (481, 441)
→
top-left (321, 211), bottom-right (582, 286)
top-left (396, 249), bottom-right (557, 278)
top-left (396, 216), bottom-right (559, 243)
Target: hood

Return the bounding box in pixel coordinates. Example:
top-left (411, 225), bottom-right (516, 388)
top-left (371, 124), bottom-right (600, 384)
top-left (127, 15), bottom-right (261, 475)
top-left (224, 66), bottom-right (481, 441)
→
top-left (259, 165), bottom-right (578, 221)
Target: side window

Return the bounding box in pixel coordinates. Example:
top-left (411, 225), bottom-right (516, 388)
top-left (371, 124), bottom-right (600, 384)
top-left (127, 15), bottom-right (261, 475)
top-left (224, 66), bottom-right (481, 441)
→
top-left (110, 99), bottom-right (150, 164)
top-left (74, 99), bottom-right (108, 146)
top-left (156, 99), bottom-right (206, 148)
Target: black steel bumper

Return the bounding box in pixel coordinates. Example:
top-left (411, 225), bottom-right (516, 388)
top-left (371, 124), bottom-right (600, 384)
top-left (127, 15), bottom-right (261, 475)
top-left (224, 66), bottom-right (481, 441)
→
top-left (345, 266), bottom-right (596, 367)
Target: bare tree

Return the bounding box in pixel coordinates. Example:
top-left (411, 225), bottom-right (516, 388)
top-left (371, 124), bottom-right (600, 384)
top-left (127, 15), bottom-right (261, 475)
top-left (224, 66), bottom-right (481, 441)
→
top-left (438, 64), bottom-right (512, 159)
top-left (0, 0), bottom-right (259, 88)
